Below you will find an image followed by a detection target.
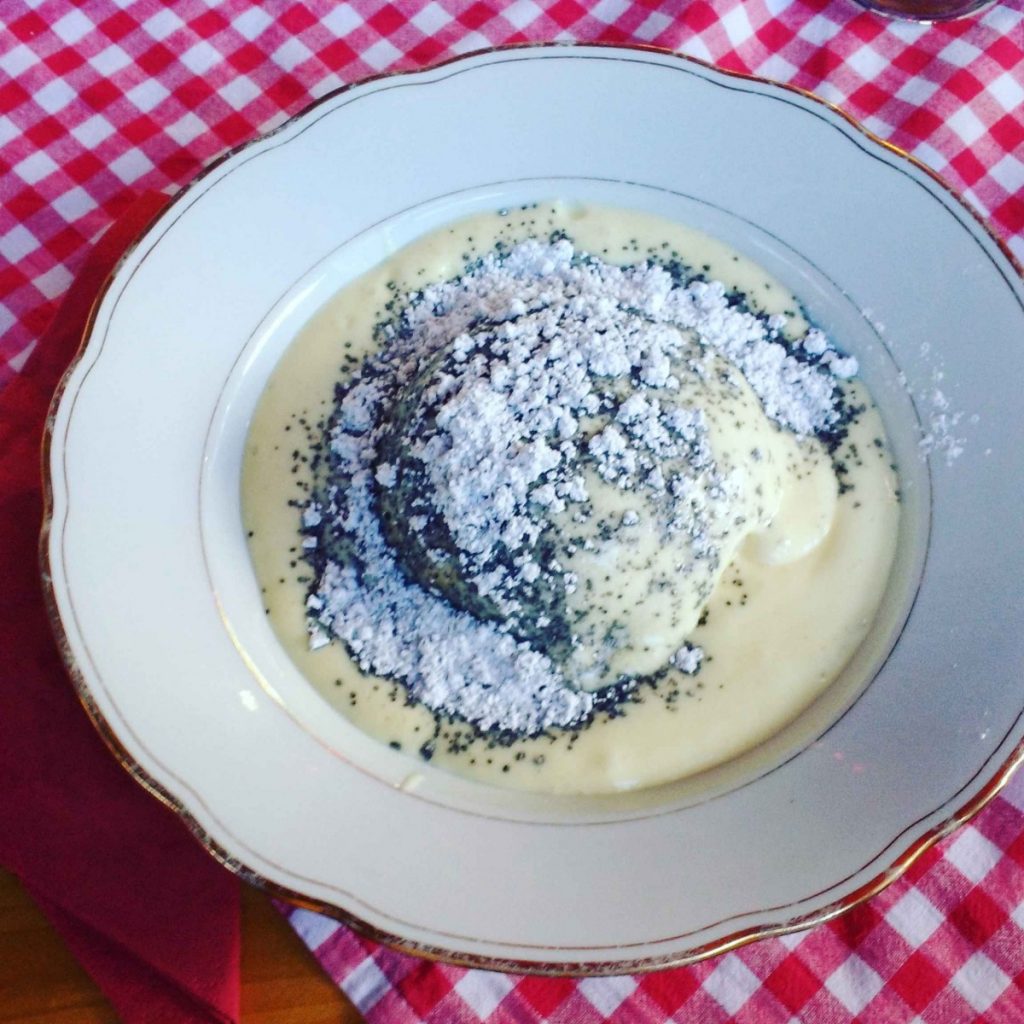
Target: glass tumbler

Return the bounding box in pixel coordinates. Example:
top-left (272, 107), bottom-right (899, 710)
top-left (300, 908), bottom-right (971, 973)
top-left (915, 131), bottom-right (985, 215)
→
top-left (851, 0), bottom-right (996, 19)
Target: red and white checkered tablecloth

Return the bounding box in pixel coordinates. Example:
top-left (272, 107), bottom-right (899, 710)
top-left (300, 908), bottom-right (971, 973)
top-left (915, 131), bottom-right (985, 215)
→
top-left (3, 1), bottom-right (1023, 1021)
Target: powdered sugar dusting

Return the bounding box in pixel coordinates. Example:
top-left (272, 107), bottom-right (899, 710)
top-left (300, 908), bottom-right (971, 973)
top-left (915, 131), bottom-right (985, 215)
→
top-left (910, 343), bottom-right (968, 465)
top-left (864, 316), bottom-right (971, 466)
top-left (301, 236), bottom-right (862, 737)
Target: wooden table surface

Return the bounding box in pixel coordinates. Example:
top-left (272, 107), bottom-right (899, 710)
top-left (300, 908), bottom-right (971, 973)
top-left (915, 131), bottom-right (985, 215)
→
top-left (0, 868), bottom-right (365, 1023)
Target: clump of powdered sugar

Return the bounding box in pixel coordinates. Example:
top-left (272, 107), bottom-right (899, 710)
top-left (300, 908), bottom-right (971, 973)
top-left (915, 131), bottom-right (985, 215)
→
top-left (919, 386), bottom-right (966, 463)
top-left (670, 642), bottom-right (704, 675)
top-left (301, 237), bottom-right (861, 739)
top-left (909, 344), bottom-right (969, 465)
top-left (864, 321), bottom-right (971, 467)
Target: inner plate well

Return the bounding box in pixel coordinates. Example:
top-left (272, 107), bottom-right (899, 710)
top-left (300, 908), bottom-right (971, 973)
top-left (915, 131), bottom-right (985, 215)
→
top-left (201, 177), bottom-right (929, 823)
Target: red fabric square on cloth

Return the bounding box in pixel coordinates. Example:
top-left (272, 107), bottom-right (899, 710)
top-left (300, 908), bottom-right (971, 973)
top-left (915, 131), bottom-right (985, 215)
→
top-left (763, 954), bottom-right (825, 1014)
top-left (398, 959), bottom-right (458, 1018)
top-left (637, 967), bottom-right (703, 1015)
top-left (951, 889), bottom-right (1009, 947)
top-left (890, 951), bottom-right (949, 1013)
top-left (515, 975), bottom-right (578, 1017)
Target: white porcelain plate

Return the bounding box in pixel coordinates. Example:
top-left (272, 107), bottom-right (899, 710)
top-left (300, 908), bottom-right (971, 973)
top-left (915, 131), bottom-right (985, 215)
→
top-left (45, 46), bottom-right (1024, 972)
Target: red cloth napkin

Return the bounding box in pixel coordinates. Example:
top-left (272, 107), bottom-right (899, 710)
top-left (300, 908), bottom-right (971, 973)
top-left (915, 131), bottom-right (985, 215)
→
top-left (0, 191), bottom-right (241, 1024)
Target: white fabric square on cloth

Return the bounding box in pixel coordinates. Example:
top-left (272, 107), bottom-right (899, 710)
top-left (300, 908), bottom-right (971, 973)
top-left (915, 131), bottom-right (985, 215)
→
top-left (89, 44), bottom-right (133, 76)
top-left (637, 11), bottom-right (673, 40)
top-left (452, 31), bottom-right (493, 54)
top-left (894, 77), bottom-right (942, 107)
top-left (52, 186), bottom-right (98, 222)
top-left (33, 78), bottom-right (77, 116)
top-left (989, 153), bottom-right (1024, 194)
top-left (142, 7), bottom-right (185, 42)
top-left (945, 828), bottom-right (1003, 885)
top-left (0, 223), bottom-right (40, 263)
top-left (912, 141), bottom-right (949, 172)
top-left (796, 12), bottom-right (844, 48)
top-left (0, 115), bottom-right (19, 146)
top-left (951, 953), bottom-right (1011, 1013)
top-left (320, 5), bottom-right (363, 38)
top-left (108, 148), bottom-right (156, 184)
top-left (125, 80), bottom-right (170, 114)
top-left (232, 6), bottom-right (273, 41)
top-left (1, 307), bottom-right (18, 343)
top-left (578, 975), bottom-right (640, 1016)
top-left (825, 954), bottom-right (884, 1015)
top-left (165, 112), bottom-right (209, 146)
top-left (272, 37), bottom-right (315, 73)
top-left (885, 888), bottom-right (947, 947)
top-left (411, 2), bottom-right (455, 34)
top-left (0, 43), bottom-right (39, 78)
top-left (361, 38), bottom-right (403, 72)
top-left (846, 42), bottom-right (883, 81)
top-left (288, 907), bottom-right (341, 950)
top-left (52, 9), bottom-right (94, 45)
top-left (760, 54), bottom-right (800, 82)
top-left (13, 150), bottom-right (59, 186)
top-left (180, 39), bottom-right (222, 76)
top-left (343, 955), bottom-right (391, 1014)
top-left (947, 105), bottom-right (988, 147)
top-left (501, 0), bottom-right (544, 31)
top-left (720, 4), bottom-right (755, 45)
top-left (589, 0), bottom-right (628, 25)
top-left (70, 114), bottom-right (117, 148)
top-left (33, 264), bottom-right (73, 301)
top-left (987, 70), bottom-right (1024, 112)
top-left (937, 37), bottom-right (982, 69)
top-left (703, 957), bottom-right (762, 1016)
top-left (454, 971), bottom-right (516, 1018)
top-left (219, 76), bottom-right (262, 109)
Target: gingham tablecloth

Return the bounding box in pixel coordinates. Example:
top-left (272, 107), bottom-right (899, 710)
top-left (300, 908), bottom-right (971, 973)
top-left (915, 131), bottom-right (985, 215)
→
top-left (3, 2), bottom-right (1024, 1021)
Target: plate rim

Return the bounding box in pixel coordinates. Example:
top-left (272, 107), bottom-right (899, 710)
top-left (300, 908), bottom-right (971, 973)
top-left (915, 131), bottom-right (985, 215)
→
top-left (39, 40), bottom-right (1024, 975)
